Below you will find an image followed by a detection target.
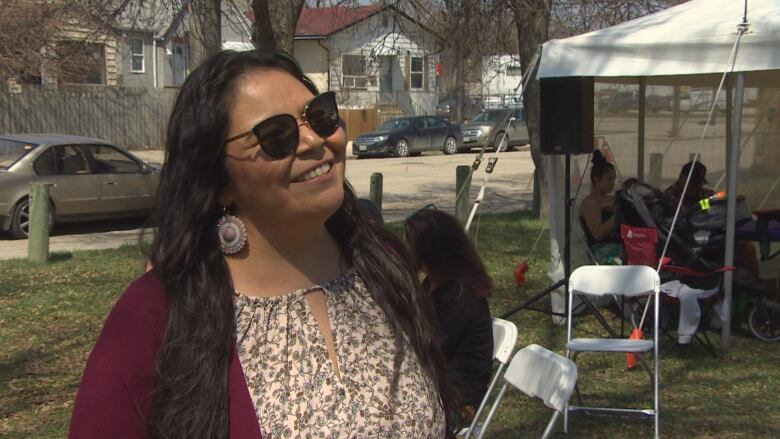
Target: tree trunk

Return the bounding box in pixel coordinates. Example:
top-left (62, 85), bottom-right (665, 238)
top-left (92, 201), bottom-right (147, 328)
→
top-left (511, 1), bottom-right (551, 217)
top-left (251, 0), bottom-right (305, 54)
top-left (190, 0), bottom-right (222, 63)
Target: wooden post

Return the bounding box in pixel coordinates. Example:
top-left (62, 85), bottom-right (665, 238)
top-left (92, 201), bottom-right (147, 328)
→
top-left (649, 153), bottom-right (663, 188)
top-left (28, 182), bottom-right (52, 263)
top-left (369, 173), bottom-right (383, 213)
top-left (455, 165), bottom-right (471, 225)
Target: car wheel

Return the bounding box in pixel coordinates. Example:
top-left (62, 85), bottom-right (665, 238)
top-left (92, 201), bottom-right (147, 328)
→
top-left (9, 197), bottom-right (54, 239)
top-left (493, 131), bottom-right (508, 151)
top-left (395, 139), bottom-right (410, 157)
top-left (443, 136), bottom-right (458, 155)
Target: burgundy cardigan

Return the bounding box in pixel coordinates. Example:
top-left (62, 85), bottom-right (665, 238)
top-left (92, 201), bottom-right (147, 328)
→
top-left (69, 272), bottom-right (262, 438)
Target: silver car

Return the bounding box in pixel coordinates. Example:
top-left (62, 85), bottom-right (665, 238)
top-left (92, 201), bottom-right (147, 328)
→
top-left (0, 134), bottom-right (159, 238)
top-left (460, 108), bottom-right (529, 152)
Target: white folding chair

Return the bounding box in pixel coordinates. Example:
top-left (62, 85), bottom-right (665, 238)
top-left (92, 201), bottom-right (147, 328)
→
top-left (565, 265), bottom-right (661, 438)
top-left (463, 318), bottom-right (518, 438)
top-left (476, 344), bottom-right (578, 439)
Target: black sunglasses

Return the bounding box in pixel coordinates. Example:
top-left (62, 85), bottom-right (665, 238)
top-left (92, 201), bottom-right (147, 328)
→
top-left (225, 91), bottom-right (340, 159)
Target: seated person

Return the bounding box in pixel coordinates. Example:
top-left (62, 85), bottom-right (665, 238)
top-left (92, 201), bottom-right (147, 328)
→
top-left (579, 150), bottom-right (622, 264)
top-left (404, 207), bottom-right (493, 427)
top-left (665, 160), bottom-right (759, 279)
top-left (664, 161), bottom-right (715, 215)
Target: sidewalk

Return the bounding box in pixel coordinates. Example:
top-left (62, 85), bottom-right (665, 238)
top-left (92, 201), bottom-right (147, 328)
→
top-left (0, 229), bottom-right (148, 261)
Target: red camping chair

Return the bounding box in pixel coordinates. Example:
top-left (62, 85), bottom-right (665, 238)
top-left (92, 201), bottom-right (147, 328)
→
top-left (621, 225), bottom-right (725, 355)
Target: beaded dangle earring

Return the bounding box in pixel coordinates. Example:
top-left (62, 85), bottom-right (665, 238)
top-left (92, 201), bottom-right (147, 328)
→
top-left (217, 205), bottom-right (247, 255)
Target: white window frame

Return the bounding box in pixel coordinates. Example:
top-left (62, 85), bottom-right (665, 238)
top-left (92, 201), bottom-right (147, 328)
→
top-left (130, 38), bottom-right (145, 73)
top-left (342, 54), bottom-right (369, 89)
top-left (410, 56), bottom-right (424, 90)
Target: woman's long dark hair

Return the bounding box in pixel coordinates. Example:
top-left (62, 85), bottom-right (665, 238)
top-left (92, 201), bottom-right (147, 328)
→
top-left (590, 149), bottom-right (615, 183)
top-left (147, 50), bottom-right (456, 437)
top-left (404, 209), bottom-right (493, 299)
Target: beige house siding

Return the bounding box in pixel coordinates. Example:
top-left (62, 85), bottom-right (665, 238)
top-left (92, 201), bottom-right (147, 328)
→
top-left (294, 40), bottom-right (329, 92)
top-left (52, 24), bottom-right (119, 86)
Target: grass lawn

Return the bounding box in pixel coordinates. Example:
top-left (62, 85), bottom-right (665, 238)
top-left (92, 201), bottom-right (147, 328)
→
top-left (2, 212), bottom-right (779, 438)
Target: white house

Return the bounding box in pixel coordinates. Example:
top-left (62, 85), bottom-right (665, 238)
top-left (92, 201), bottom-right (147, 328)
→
top-left (480, 55), bottom-right (523, 108)
top-left (229, 4), bottom-right (441, 116)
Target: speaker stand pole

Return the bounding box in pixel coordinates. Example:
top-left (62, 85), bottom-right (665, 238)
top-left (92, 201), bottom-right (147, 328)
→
top-left (564, 152), bottom-right (572, 320)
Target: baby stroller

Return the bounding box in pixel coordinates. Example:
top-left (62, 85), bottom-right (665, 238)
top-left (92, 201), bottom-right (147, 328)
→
top-left (737, 208), bottom-right (780, 341)
top-left (613, 180), bottom-right (768, 344)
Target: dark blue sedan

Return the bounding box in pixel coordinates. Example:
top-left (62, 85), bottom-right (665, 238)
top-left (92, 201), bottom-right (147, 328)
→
top-left (352, 116), bottom-right (462, 158)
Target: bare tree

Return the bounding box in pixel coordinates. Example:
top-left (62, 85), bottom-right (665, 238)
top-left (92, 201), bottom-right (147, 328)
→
top-left (0, 0), bottom-right (127, 83)
top-left (551, 0), bottom-right (685, 38)
top-left (251, 0), bottom-right (305, 53)
top-left (190, 0), bottom-right (223, 61)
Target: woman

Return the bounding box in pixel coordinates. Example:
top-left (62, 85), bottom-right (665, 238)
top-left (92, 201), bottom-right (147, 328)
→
top-left (404, 207), bottom-right (493, 426)
top-left (579, 150), bottom-right (622, 264)
top-left (70, 50), bottom-right (455, 438)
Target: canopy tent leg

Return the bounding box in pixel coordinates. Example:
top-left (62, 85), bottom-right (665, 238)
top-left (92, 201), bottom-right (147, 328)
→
top-left (723, 71), bottom-right (746, 348)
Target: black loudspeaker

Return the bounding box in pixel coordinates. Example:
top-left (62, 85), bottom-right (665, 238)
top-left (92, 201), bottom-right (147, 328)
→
top-left (540, 77), bottom-right (594, 155)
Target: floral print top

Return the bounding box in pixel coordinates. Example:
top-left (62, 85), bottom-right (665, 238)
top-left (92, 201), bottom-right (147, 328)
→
top-left (234, 270), bottom-right (446, 438)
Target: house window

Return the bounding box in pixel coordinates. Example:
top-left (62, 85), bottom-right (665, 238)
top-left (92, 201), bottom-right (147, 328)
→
top-left (130, 38), bottom-right (144, 73)
top-left (506, 65), bottom-right (522, 77)
top-left (342, 54), bottom-right (368, 89)
top-left (410, 56), bottom-right (424, 89)
top-left (57, 41), bottom-right (106, 85)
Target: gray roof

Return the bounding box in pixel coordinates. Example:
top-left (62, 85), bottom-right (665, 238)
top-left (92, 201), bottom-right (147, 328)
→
top-left (0, 134), bottom-right (113, 146)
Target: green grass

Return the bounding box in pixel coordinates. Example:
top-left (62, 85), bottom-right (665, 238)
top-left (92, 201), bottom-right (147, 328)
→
top-left (2, 214), bottom-right (780, 438)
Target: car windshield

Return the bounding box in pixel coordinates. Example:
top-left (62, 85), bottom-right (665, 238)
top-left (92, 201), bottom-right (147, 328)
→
top-left (377, 119), bottom-right (410, 131)
top-left (0, 139), bottom-right (37, 169)
top-left (471, 110), bottom-right (508, 123)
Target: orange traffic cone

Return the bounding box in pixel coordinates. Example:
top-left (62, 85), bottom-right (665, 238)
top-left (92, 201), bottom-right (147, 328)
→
top-left (626, 328), bottom-right (644, 369)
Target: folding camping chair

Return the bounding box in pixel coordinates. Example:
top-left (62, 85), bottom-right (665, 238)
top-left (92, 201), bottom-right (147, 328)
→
top-left (622, 224), bottom-right (721, 355)
top-left (565, 265), bottom-right (661, 439)
top-left (475, 344), bottom-right (578, 439)
top-left (463, 318), bottom-right (518, 438)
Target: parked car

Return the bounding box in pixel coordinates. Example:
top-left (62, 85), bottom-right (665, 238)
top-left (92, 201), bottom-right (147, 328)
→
top-left (352, 116), bottom-right (462, 158)
top-left (0, 134), bottom-right (160, 238)
top-left (460, 108), bottom-right (528, 152)
top-left (597, 91), bottom-right (672, 113)
top-left (597, 91), bottom-right (671, 113)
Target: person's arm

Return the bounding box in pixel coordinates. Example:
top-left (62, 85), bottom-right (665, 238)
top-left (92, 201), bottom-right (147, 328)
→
top-left (581, 197), bottom-right (616, 241)
top-left (69, 274), bottom-right (167, 439)
top-left (433, 282), bottom-right (471, 357)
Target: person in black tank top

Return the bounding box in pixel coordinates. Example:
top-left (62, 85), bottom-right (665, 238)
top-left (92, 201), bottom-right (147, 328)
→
top-left (579, 150), bottom-right (622, 264)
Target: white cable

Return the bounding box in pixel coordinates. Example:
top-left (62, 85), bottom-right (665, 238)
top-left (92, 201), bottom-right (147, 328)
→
top-left (656, 26), bottom-right (745, 273)
top-left (464, 49), bottom-right (541, 232)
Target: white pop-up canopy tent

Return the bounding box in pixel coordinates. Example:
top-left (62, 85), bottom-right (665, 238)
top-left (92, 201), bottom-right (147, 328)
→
top-left (538, 0), bottom-right (780, 346)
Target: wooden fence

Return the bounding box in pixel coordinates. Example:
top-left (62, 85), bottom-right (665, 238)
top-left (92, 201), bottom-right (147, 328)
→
top-left (342, 108), bottom-right (379, 141)
top-left (0, 84), bottom-right (178, 149)
top-left (0, 85), bottom-right (386, 148)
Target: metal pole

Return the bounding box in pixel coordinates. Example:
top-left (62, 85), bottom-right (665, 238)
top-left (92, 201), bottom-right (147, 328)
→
top-left (28, 182), bottom-right (52, 263)
top-left (722, 71), bottom-right (745, 348)
top-left (638, 78), bottom-right (646, 182)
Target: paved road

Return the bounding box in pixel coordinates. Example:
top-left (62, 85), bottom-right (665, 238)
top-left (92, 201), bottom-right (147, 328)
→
top-left (0, 149), bottom-right (535, 260)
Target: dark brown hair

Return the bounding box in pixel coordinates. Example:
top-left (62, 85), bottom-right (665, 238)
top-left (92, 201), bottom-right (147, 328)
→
top-left (590, 149), bottom-right (615, 183)
top-left (404, 209), bottom-right (493, 299)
